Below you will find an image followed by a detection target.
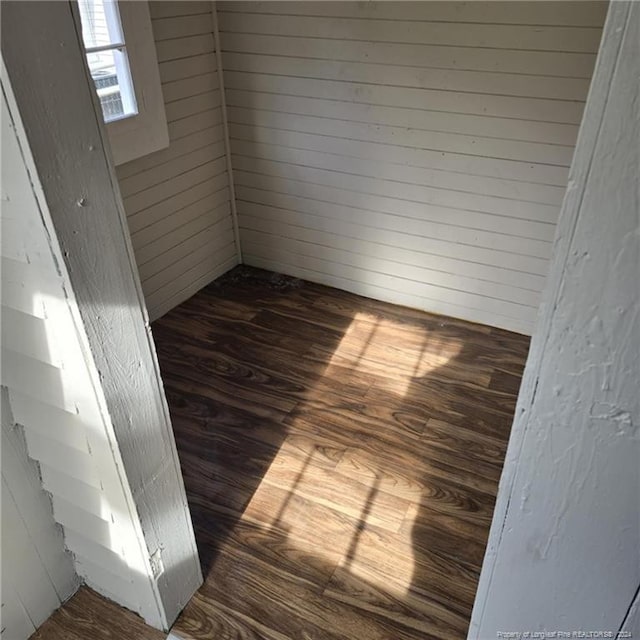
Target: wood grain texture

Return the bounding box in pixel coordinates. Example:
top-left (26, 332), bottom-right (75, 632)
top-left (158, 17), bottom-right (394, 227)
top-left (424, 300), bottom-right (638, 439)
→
top-left (30, 587), bottom-right (165, 640)
top-left (153, 266), bottom-right (530, 639)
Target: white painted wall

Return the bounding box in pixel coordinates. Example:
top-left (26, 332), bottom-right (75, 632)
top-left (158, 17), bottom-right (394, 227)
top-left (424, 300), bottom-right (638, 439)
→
top-left (116, 0), bottom-right (239, 321)
top-left (217, 0), bottom-right (606, 334)
top-left (1, 64), bottom-right (166, 626)
top-left (1, 388), bottom-right (78, 639)
top-left (2, 0), bottom-right (202, 628)
top-left (470, 2), bottom-right (640, 635)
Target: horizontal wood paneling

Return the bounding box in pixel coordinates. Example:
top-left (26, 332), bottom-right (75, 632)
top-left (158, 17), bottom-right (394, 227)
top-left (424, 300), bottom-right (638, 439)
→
top-left (8, 392), bottom-right (89, 453)
top-left (223, 52), bottom-right (591, 102)
top-left (219, 11), bottom-right (603, 52)
top-left (127, 179), bottom-right (228, 236)
top-left (1, 307), bottom-right (59, 366)
top-left (226, 91), bottom-right (581, 147)
top-left (241, 232), bottom-right (538, 310)
top-left (116, 1), bottom-right (239, 320)
top-left (218, 32), bottom-right (600, 77)
top-left (230, 136), bottom-right (567, 204)
top-left (219, 2), bottom-right (607, 28)
top-left (224, 72), bottom-right (586, 124)
top-left (1, 389), bottom-right (78, 639)
top-left (138, 217), bottom-right (234, 282)
top-left (40, 466), bottom-right (105, 520)
top-left (228, 122), bottom-right (570, 186)
top-left (237, 201), bottom-right (547, 288)
top-left (119, 143), bottom-right (226, 199)
top-left (228, 105), bottom-right (577, 165)
top-left (144, 251), bottom-right (238, 320)
top-left (234, 179), bottom-right (553, 258)
top-left (231, 157), bottom-right (560, 228)
top-left (218, 1), bottom-right (605, 333)
top-left (132, 189), bottom-right (230, 252)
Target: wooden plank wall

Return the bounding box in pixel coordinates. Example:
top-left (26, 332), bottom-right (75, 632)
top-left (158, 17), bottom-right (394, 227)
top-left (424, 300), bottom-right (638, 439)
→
top-left (1, 388), bottom-right (78, 640)
top-left (116, 1), bottom-right (239, 321)
top-left (217, 1), bottom-right (606, 334)
top-left (0, 73), bottom-right (163, 625)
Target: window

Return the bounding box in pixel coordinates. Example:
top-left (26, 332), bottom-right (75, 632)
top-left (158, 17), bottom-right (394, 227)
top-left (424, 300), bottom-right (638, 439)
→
top-left (75, 0), bottom-right (169, 165)
top-left (77, 0), bottom-right (137, 123)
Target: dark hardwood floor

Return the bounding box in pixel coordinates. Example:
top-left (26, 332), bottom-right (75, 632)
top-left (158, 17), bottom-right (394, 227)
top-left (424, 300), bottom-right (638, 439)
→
top-left (32, 267), bottom-right (528, 639)
top-left (153, 266), bottom-right (530, 640)
top-left (31, 586), bottom-right (165, 640)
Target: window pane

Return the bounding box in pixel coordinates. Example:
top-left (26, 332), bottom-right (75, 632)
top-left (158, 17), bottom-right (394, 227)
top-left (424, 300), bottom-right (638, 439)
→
top-left (77, 0), bottom-right (124, 48)
top-left (86, 49), bottom-right (137, 123)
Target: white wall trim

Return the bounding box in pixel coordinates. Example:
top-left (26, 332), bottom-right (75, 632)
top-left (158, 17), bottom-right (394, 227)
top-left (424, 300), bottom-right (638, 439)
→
top-left (620, 585), bottom-right (640, 637)
top-left (212, 0), bottom-right (242, 263)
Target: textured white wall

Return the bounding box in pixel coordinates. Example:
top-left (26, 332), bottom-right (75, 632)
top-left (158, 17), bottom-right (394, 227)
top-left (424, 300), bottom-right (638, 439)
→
top-left (2, 0), bottom-right (203, 625)
top-left (218, 1), bottom-right (606, 334)
top-left (471, 2), bottom-right (640, 635)
top-left (0, 64), bottom-right (165, 626)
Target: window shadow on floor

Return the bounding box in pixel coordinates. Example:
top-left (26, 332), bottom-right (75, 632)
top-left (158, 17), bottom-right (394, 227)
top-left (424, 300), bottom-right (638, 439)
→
top-left (152, 265), bottom-right (530, 640)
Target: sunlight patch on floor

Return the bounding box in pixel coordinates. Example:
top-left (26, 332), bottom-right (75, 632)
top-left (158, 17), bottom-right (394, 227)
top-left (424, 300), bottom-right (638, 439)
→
top-left (325, 312), bottom-right (462, 397)
top-left (232, 312), bottom-right (467, 600)
top-left (242, 438), bottom-right (420, 597)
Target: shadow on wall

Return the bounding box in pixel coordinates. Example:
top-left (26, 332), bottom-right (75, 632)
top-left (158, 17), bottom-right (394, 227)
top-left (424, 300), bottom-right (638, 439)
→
top-left (0, 284), bottom-right (168, 625)
top-left (151, 265), bottom-right (530, 639)
top-left (1, 60), bottom-right (185, 630)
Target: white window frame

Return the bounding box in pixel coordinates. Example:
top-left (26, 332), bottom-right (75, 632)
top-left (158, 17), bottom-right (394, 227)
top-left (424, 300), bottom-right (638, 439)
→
top-left (76, 1), bottom-right (169, 166)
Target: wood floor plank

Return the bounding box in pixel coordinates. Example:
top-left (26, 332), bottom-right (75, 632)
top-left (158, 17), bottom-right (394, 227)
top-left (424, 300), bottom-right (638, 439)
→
top-left (178, 548), bottom-right (429, 640)
top-left (285, 406), bottom-right (502, 496)
top-left (155, 326), bottom-right (375, 402)
top-left (327, 519), bottom-right (480, 614)
top-left (39, 265), bottom-right (529, 639)
top-left (325, 567), bottom-right (469, 640)
top-left (186, 503), bottom-right (340, 591)
top-left (363, 379), bottom-right (517, 441)
top-left (308, 327), bottom-right (494, 388)
top-left (489, 368), bottom-right (526, 395)
top-left (31, 586), bottom-right (164, 640)
top-left (422, 418), bottom-right (508, 466)
top-left (165, 390), bottom-right (290, 450)
top-left (333, 445), bottom-right (496, 516)
top-left (162, 363), bottom-right (299, 416)
top-left (257, 442), bottom-right (412, 534)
